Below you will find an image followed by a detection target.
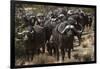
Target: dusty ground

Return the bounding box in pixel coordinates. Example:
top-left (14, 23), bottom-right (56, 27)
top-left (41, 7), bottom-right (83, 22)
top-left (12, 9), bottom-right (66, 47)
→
top-left (15, 27), bottom-right (95, 66)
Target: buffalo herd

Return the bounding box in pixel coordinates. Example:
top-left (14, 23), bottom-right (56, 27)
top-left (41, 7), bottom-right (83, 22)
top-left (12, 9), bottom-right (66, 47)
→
top-left (16, 8), bottom-right (94, 62)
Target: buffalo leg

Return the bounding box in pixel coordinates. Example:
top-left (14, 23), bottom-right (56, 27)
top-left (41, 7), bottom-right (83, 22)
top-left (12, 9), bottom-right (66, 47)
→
top-left (46, 42), bottom-right (52, 55)
top-left (49, 47), bottom-right (52, 56)
top-left (56, 47), bottom-right (59, 61)
top-left (78, 36), bottom-right (81, 46)
top-left (25, 50), bottom-right (30, 62)
top-left (53, 47), bottom-right (56, 56)
top-left (77, 34), bottom-right (82, 46)
top-left (47, 44), bottom-right (52, 56)
top-left (61, 48), bottom-right (65, 61)
top-left (68, 49), bottom-right (71, 59)
top-left (42, 45), bottom-right (45, 53)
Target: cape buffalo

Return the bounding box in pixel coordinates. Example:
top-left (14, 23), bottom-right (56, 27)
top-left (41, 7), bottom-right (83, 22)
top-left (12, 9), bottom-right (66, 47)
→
top-left (51, 20), bottom-right (78, 61)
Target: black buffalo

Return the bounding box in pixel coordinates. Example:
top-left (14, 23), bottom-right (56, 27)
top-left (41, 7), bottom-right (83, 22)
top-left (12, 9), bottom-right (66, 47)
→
top-left (51, 20), bottom-right (78, 61)
top-left (67, 13), bottom-right (85, 46)
top-left (19, 24), bottom-right (46, 61)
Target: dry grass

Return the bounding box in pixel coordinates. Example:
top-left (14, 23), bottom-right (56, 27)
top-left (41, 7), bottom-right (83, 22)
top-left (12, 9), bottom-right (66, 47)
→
top-left (81, 35), bottom-right (91, 48)
top-left (72, 33), bottom-right (94, 62)
top-left (73, 48), bottom-right (93, 62)
top-left (16, 53), bottom-right (56, 66)
top-left (32, 54), bottom-right (48, 64)
top-left (32, 54), bottom-right (56, 64)
top-left (81, 50), bottom-right (93, 61)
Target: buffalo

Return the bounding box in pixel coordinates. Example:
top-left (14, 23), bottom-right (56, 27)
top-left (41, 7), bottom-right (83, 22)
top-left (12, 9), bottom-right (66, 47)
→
top-left (17, 18), bottom-right (46, 62)
top-left (51, 20), bottom-right (79, 61)
top-left (22, 25), bottom-right (46, 61)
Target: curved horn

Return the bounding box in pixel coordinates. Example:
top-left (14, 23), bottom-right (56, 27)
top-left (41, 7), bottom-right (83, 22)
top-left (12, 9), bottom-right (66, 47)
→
top-left (73, 24), bottom-right (83, 34)
top-left (61, 25), bottom-right (70, 34)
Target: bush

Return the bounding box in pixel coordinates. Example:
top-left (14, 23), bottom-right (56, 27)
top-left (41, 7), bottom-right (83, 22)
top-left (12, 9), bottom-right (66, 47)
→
top-left (82, 50), bottom-right (92, 62)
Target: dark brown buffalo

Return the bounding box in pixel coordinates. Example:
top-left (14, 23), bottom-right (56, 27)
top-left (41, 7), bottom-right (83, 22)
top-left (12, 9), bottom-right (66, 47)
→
top-left (51, 21), bottom-right (76, 61)
top-left (21, 25), bottom-right (46, 61)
